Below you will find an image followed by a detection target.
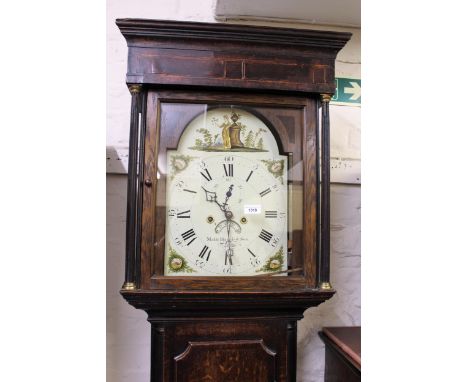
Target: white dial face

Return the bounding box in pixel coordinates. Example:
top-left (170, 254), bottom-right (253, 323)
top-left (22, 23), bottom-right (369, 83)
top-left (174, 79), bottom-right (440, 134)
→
top-left (164, 108), bottom-right (288, 276)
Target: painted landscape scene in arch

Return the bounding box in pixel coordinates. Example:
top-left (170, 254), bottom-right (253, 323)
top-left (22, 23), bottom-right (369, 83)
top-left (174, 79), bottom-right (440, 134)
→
top-left (189, 111), bottom-right (268, 152)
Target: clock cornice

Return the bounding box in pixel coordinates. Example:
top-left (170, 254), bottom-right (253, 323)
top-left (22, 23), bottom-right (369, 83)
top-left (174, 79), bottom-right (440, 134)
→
top-left (115, 18), bottom-right (351, 94)
top-left (116, 18), bottom-right (351, 51)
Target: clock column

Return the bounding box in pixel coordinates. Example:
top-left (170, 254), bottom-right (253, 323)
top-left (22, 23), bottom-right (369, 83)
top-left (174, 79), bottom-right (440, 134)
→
top-left (122, 84), bottom-right (143, 291)
top-left (319, 93), bottom-right (333, 290)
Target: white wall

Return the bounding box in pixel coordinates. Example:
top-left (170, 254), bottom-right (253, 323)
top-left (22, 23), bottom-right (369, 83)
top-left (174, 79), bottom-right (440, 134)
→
top-left (107, 1), bottom-right (360, 381)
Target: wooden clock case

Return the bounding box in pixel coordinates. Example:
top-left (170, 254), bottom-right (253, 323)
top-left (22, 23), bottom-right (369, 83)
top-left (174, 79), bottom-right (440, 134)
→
top-left (116, 19), bottom-right (351, 382)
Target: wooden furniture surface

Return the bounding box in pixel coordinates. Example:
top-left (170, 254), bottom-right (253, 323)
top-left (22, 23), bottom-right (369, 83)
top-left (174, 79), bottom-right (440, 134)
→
top-left (117, 18), bottom-right (350, 94)
top-left (116, 19), bottom-right (351, 382)
top-left (319, 326), bottom-right (361, 382)
top-left (141, 90), bottom-right (318, 292)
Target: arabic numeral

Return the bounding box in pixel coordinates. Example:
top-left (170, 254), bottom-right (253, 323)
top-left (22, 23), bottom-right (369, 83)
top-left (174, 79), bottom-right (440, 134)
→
top-left (175, 181), bottom-right (185, 190)
top-left (195, 259), bottom-right (206, 268)
top-left (223, 265), bottom-right (233, 274)
top-left (271, 236), bottom-right (279, 247)
top-left (250, 257), bottom-right (260, 267)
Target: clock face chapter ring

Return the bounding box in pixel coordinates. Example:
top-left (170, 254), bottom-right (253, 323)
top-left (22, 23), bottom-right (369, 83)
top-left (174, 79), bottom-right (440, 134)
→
top-left (166, 154), bottom-right (287, 276)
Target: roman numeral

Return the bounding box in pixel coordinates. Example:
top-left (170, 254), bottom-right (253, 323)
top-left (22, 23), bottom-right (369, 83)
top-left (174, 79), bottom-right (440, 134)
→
top-left (265, 211), bottom-right (278, 218)
top-left (200, 169), bottom-right (212, 181)
top-left (223, 163), bottom-right (234, 177)
top-left (248, 249), bottom-right (256, 257)
top-left (181, 229), bottom-right (197, 245)
top-left (259, 188), bottom-right (271, 197)
top-left (246, 170), bottom-right (254, 182)
top-left (198, 245), bottom-right (211, 261)
top-left (177, 210), bottom-right (191, 218)
top-left (183, 188), bottom-right (197, 194)
top-left (181, 229), bottom-right (196, 240)
top-left (259, 229), bottom-right (273, 243)
top-left (225, 249), bottom-right (233, 265)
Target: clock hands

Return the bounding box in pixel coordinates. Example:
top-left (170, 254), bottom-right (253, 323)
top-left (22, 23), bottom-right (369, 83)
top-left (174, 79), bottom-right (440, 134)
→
top-left (203, 185), bottom-right (241, 229)
top-left (202, 185), bottom-right (241, 266)
top-left (202, 187), bottom-right (222, 208)
top-left (225, 221), bottom-right (233, 265)
top-left (202, 185), bottom-right (234, 215)
top-left (224, 184), bottom-right (234, 206)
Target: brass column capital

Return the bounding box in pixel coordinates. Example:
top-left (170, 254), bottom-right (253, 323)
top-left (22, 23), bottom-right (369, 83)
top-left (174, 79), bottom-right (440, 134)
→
top-left (128, 84), bottom-right (143, 95)
top-left (320, 94), bottom-right (332, 103)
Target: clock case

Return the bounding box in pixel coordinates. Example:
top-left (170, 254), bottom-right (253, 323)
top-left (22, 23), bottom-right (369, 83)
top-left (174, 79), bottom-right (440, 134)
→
top-left (116, 19), bottom-right (351, 382)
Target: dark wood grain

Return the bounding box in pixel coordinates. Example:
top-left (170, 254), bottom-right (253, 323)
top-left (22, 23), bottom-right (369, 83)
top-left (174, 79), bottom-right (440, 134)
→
top-left (319, 95), bottom-right (331, 287)
top-left (116, 19), bottom-right (351, 94)
top-left (135, 90), bottom-right (147, 287)
top-left (314, 99), bottom-right (321, 287)
top-left (140, 91), bottom-right (159, 290)
top-left (121, 289), bottom-right (333, 313)
top-left (174, 339), bottom-right (275, 382)
top-left (319, 327), bottom-right (361, 382)
top-left (286, 321), bottom-right (297, 382)
top-left (116, 18), bottom-right (351, 49)
top-left (123, 85), bottom-right (142, 288)
top-left (322, 327), bottom-right (361, 368)
top-left (151, 324), bottom-right (166, 382)
top-left (140, 90), bottom-right (317, 292)
top-left (303, 97), bottom-right (319, 286)
top-left (147, 317), bottom-right (294, 382)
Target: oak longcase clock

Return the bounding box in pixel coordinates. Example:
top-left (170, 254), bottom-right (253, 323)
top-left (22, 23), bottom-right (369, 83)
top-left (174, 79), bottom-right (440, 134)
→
top-left (116, 18), bottom-right (351, 382)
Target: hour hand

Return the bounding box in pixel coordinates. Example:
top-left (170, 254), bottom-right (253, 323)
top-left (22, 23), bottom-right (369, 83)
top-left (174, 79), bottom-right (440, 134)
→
top-left (202, 187), bottom-right (218, 203)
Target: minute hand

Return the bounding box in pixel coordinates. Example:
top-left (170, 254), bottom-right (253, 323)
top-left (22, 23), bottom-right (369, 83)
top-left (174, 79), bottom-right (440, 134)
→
top-left (223, 184), bottom-right (234, 206)
top-left (225, 221), bottom-right (233, 265)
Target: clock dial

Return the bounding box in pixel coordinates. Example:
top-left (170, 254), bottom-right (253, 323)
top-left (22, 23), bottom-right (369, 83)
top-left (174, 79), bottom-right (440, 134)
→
top-left (164, 108), bottom-right (288, 276)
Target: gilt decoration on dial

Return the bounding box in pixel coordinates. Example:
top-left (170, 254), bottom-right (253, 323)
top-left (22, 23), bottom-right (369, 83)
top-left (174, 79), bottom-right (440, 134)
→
top-left (164, 108), bottom-right (288, 276)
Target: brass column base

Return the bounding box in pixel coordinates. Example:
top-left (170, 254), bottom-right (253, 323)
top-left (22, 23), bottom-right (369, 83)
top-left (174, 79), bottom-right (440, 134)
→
top-left (319, 282), bottom-right (333, 290)
top-left (121, 282), bottom-right (137, 291)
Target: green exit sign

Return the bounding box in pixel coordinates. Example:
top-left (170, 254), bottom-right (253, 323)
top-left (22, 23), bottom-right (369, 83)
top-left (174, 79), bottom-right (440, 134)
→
top-left (332, 77), bottom-right (361, 105)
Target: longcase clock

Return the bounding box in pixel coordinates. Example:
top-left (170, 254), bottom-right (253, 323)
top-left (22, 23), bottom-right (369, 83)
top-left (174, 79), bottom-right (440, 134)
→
top-left (116, 18), bottom-right (351, 382)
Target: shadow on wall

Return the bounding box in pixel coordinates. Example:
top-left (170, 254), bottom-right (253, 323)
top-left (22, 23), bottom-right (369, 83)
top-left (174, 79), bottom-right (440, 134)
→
top-left (107, 146), bottom-right (129, 174)
top-left (107, 173), bottom-right (151, 382)
top-left (296, 183), bottom-right (361, 381)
